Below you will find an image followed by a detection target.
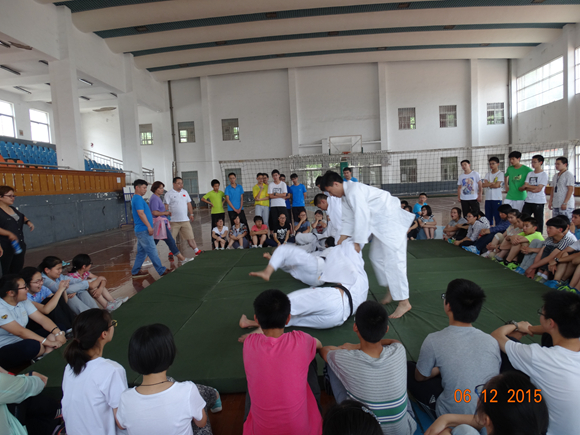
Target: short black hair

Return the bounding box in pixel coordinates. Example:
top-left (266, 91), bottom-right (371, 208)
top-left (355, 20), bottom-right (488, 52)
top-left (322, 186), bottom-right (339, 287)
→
top-left (404, 205), bottom-right (412, 212)
top-left (572, 209), bottom-right (580, 217)
top-left (271, 169), bottom-right (280, 176)
top-left (400, 200), bottom-right (409, 207)
top-left (133, 179), bottom-right (148, 188)
top-left (290, 173), bottom-right (298, 179)
top-left (488, 156), bottom-right (500, 164)
top-left (508, 151), bottom-right (522, 159)
top-left (343, 167), bottom-right (352, 174)
top-left (253, 289), bottom-right (291, 329)
top-left (315, 209), bottom-right (323, 216)
top-left (315, 176), bottom-right (323, 187)
top-left (256, 173), bottom-right (262, 178)
top-left (253, 215), bottom-right (263, 223)
top-left (497, 204), bottom-right (512, 215)
top-left (556, 156), bottom-right (568, 166)
top-left (128, 324), bottom-right (176, 375)
top-left (323, 400), bottom-right (382, 435)
top-left (419, 192), bottom-right (427, 197)
top-left (38, 256), bottom-right (62, 274)
top-left (421, 204), bottom-right (432, 216)
top-left (532, 154), bottom-right (544, 164)
top-left (314, 193), bottom-right (328, 206)
top-left (445, 279), bottom-right (486, 323)
top-left (542, 290), bottom-right (580, 339)
top-left (172, 177), bottom-right (182, 183)
top-left (518, 213), bottom-right (530, 221)
top-left (263, 173), bottom-right (269, 178)
top-left (228, 172), bottom-right (236, 178)
top-left (508, 209), bottom-right (521, 218)
top-left (546, 217), bottom-right (567, 232)
top-left (325, 236), bottom-right (335, 247)
top-left (355, 301), bottom-right (388, 343)
top-left (0, 274), bottom-right (22, 299)
top-left (280, 174), bottom-right (286, 179)
top-left (321, 171), bottom-right (344, 187)
top-left (211, 179), bottom-right (220, 187)
top-left (522, 217), bottom-right (538, 229)
top-left (460, 159), bottom-right (470, 165)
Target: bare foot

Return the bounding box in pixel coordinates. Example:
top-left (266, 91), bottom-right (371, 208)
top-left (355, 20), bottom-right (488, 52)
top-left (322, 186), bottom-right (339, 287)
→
top-left (239, 314), bottom-right (258, 329)
top-left (249, 265), bottom-right (274, 281)
top-left (389, 300), bottom-right (412, 319)
top-left (381, 290), bottom-right (392, 305)
top-left (263, 253), bottom-right (272, 260)
top-left (238, 333), bottom-right (250, 343)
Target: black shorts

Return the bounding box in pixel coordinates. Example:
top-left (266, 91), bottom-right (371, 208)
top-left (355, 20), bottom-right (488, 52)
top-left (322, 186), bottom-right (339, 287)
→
top-left (291, 206), bottom-right (306, 222)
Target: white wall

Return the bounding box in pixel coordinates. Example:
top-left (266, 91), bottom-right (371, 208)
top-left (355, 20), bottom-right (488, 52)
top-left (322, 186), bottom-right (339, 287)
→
top-left (0, 89), bottom-right (54, 143)
top-left (81, 110), bottom-right (122, 160)
top-left (478, 59), bottom-right (510, 146)
top-left (138, 106), bottom-right (173, 184)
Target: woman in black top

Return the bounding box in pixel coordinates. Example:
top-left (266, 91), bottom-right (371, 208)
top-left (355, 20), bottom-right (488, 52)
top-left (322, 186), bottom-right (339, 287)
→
top-left (0, 186), bottom-right (34, 274)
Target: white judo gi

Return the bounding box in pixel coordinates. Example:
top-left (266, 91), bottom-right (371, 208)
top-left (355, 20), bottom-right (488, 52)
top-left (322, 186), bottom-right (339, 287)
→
top-left (325, 193), bottom-right (343, 241)
top-left (285, 240), bottom-right (369, 329)
top-left (268, 244), bottom-right (326, 287)
top-left (340, 182), bottom-right (415, 301)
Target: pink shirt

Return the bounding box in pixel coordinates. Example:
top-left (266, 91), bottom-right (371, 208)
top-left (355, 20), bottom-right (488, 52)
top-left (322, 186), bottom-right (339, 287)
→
top-left (243, 331), bottom-right (322, 435)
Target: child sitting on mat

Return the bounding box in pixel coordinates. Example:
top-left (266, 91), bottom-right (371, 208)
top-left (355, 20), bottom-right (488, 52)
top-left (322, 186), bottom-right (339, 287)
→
top-left (250, 216), bottom-right (268, 248)
top-left (418, 205), bottom-right (437, 239)
top-left (482, 209), bottom-right (521, 259)
top-left (212, 218), bottom-right (229, 250)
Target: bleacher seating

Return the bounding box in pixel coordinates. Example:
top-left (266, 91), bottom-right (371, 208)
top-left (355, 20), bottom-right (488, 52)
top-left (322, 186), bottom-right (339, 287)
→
top-left (0, 140), bottom-right (57, 166)
top-left (83, 158), bottom-right (123, 173)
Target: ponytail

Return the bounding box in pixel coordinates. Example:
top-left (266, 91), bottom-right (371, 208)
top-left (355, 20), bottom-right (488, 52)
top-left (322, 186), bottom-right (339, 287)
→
top-left (64, 309), bottom-right (111, 375)
top-left (38, 256), bottom-right (62, 274)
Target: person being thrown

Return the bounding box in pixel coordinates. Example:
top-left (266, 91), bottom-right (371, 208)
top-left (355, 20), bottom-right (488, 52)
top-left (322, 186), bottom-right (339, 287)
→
top-left (321, 171), bottom-right (415, 318)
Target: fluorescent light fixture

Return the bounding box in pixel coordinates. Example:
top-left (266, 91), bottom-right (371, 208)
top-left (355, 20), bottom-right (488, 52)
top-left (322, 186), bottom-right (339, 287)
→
top-left (0, 40), bottom-right (10, 49)
top-left (480, 43), bottom-right (490, 47)
top-left (0, 65), bottom-right (21, 75)
top-left (39, 60), bottom-right (49, 66)
top-left (45, 83), bottom-right (50, 86)
top-left (398, 3), bottom-right (410, 9)
top-left (78, 78), bottom-right (93, 86)
top-left (377, 47), bottom-right (387, 51)
top-left (110, 93), bottom-right (117, 97)
top-left (80, 96), bottom-right (91, 101)
top-left (215, 41), bottom-right (227, 46)
top-left (265, 12), bottom-right (277, 18)
top-left (14, 86), bottom-right (31, 94)
top-left (134, 26), bottom-right (149, 32)
top-left (9, 42), bottom-right (32, 50)
top-left (328, 31), bottom-right (339, 36)
top-left (444, 25), bottom-right (456, 30)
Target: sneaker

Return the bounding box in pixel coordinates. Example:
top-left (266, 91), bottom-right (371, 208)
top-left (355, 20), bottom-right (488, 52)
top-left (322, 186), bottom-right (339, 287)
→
top-left (161, 269), bottom-right (173, 276)
top-left (117, 296), bottom-right (129, 303)
top-left (168, 253), bottom-right (174, 261)
top-left (106, 300), bottom-right (123, 312)
top-left (493, 256), bottom-right (504, 263)
top-left (238, 246), bottom-right (244, 249)
top-left (462, 246), bottom-right (479, 255)
top-left (481, 251), bottom-right (491, 259)
top-left (142, 260), bottom-right (153, 267)
top-left (258, 245), bottom-right (262, 248)
top-left (447, 238), bottom-right (456, 244)
top-left (251, 245), bottom-right (257, 248)
top-left (181, 257), bottom-right (194, 264)
top-left (514, 267), bottom-right (526, 275)
top-left (544, 280), bottom-right (562, 289)
top-left (534, 272), bottom-right (548, 284)
top-left (132, 270), bottom-right (149, 279)
top-left (488, 252), bottom-right (497, 260)
top-left (194, 250), bottom-right (204, 256)
top-left (506, 262), bottom-right (519, 271)
top-left (557, 284), bottom-right (577, 293)
top-left (211, 391), bottom-right (222, 414)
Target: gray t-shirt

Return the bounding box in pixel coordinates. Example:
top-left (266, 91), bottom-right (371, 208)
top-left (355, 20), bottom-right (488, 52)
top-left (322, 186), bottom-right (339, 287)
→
top-left (416, 325), bottom-right (501, 416)
top-left (0, 298), bottom-right (37, 347)
top-left (448, 218), bottom-right (467, 227)
top-left (327, 343), bottom-right (416, 435)
top-left (551, 170), bottom-right (575, 209)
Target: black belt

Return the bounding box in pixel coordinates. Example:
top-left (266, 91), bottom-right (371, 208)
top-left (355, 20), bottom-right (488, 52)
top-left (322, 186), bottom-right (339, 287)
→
top-left (328, 284), bottom-right (354, 318)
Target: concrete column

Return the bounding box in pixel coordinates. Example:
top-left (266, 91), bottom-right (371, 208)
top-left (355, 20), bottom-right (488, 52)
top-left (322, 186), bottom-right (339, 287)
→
top-left (378, 62), bottom-right (388, 151)
top-left (470, 59), bottom-right (480, 151)
top-left (200, 76), bottom-right (218, 181)
top-left (118, 91), bottom-right (142, 176)
top-left (287, 68), bottom-right (300, 156)
top-left (563, 25), bottom-right (577, 141)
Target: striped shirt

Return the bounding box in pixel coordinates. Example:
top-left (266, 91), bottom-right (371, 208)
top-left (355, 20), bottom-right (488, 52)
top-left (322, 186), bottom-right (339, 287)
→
top-left (327, 343), bottom-right (416, 435)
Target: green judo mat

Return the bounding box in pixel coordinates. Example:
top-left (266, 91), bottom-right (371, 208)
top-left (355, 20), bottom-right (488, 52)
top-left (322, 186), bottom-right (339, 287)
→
top-left (31, 241), bottom-right (547, 398)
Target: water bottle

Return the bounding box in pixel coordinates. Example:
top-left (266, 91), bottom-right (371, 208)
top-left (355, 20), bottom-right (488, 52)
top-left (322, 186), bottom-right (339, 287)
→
top-left (11, 239), bottom-right (22, 254)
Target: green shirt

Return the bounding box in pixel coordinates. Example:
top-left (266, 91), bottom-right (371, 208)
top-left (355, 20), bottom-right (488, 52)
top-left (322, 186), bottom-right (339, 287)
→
top-left (203, 190), bottom-right (225, 214)
top-left (505, 165), bottom-right (533, 201)
top-left (518, 231), bottom-right (545, 243)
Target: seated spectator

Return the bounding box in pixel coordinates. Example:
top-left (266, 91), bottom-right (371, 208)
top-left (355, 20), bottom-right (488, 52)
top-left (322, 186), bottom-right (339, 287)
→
top-left (69, 254), bottom-right (126, 311)
top-left (62, 309), bottom-right (127, 435)
top-left (521, 217), bottom-right (577, 282)
top-left (266, 213), bottom-right (293, 247)
top-left (482, 209), bottom-right (520, 259)
top-left (0, 274), bottom-right (66, 371)
top-left (322, 400), bottom-right (382, 435)
top-left (116, 324), bottom-right (219, 434)
top-left (250, 216), bottom-right (268, 248)
top-left (40, 256), bottom-right (99, 314)
top-left (405, 206), bottom-right (419, 240)
top-left (412, 193), bottom-right (428, 218)
top-left (442, 207), bottom-right (467, 242)
top-left (400, 200), bottom-right (409, 209)
top-left (230, 214), bottom-right (249, 249)
top-left (320, 301), bottom-right (417, 434)
top-left (571, 208), bottom-right (580, 239)
top-left (294, 210), bottom-right (311, 235)
top-left (242, 289), bottom-right (322, 435)
top-left (492, 212), bottom-right (528, 262)
top-left (491, 290), bottom-right (580, 435)
top-left (501, 217), bottom-right (544, 268)
top-left (21, 266), bottom-right (75, 334)
top-left (407, 279), bottom-right (501, 417)
top-left (212, 218), bottom-right (229, 250)
top-left (294, 211), bottom-right (320, 252)
top-left (452, 212), bottom-right (489, 248)
top-left (473, 204), bottom-right (512, 254)
top-left (546, 238), bottom-right (580, 291)
top-left (426, 371), bottom-right (549, 435)
top-left (313, 210), bottom-right (327, 235)
top-left (418, 205), bottom-right (437, 240)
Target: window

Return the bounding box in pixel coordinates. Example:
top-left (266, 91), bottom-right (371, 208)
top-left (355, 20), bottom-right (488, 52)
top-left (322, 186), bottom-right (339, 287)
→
top-left (224, 167), bottom-right (243, 187)
top-left (517, 56), bottom-right (563, 113)
top-left (303, 163), bottom-right (323, 189)
top-left (487, 103), bottom-right (505, 125)
top-left (181, 171), bottom-right (199, 195)
top-left (487, 153), bottom-right (506, 172)
top-left (575, 47), bottom-right (580, 95)
top-left (222, 119), bottom-right (239, 141)
top-left (178, 121), bottom-right (195, 143)
top-left (441, 157), bottom-right (458, 181)
top-left (140, 124), bottom-right (153, 146)
top-left (439, 105), bottom-right (457, 128)
top-left (0, 100), bottom-right (15, 138)
top-left (400, 159), bottom-right (417, 183)
top-left (398, 108), bottom-right (416, 130)
top-left (29, 109), bottom-right (50, 142)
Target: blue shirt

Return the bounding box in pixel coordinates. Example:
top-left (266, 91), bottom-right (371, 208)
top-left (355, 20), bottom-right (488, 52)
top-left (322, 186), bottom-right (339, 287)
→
top-left (413, 202), bottom-right (427, 218)
top-left (132, 195), bottom-right (153, 233)
top-left (575, 228), bottom-right (580, 240)
top-left (343, 177), bottom-right (358, 182)
top-left (294, 220), bottom-right (311, 234)
top-left (489, 218), bottom-right (510, 235)
top-left (225, 184), bottom-right (245, 211)
top-left (288, 184), bottom-right (307, 207)
top-left (27, 286), bottom-right (53, 303)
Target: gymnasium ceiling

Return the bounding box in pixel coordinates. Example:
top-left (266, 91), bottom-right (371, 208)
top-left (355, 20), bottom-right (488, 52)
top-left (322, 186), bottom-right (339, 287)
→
top-left (34, 0), bottom-right (580, 81)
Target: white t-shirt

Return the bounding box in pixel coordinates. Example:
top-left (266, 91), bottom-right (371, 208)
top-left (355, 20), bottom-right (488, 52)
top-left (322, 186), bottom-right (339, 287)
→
top-left (268, 181), bottom-right (288, 207)
top-left (483, 171), bottom-right (504, 201)
top-left (0, 298), bottom-right (37, 347)
top-left (116, 381), bottom-right (206, 435)
top-left (505, 340), bottom-right (580, 435)
top-left (62, 357), bottom-right (128, 435)
top-left (524, 171), bottom-right (548, 204)
top-left (458, 171), bottom-right (481, 201)
top-left (551, 170), bottom-right (576, 210)
top-left (164, 189), bottom-right (192, 222)
top-left (212, 226), bottom-right (228, 237)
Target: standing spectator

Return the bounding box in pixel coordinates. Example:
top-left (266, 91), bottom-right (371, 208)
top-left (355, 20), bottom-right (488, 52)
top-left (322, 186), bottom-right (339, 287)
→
top-left (412, 193), bottom-right (428, 218)
top-left (482, 157), bottom-right (505, 226)
top-left (280, 174), bottom-right (292, 231)
top-left (288, 174), bottom-right (307, 223)
top-left (253, 173), bottom-right (270, 228)
top-left (549, 156), bottom-right (575, 221)
top-left (342, 167), bottom-right (358, 182)
top-left (225, 172), bottom-right (248, 229)
top-left (504, 151), bottom-right (532, 212)
top-left (521, 154), bottom-right (548, 234)
top-left (457, 160), bottom-right (482, 217)
top-left (0, 186), bottom-right (33, 275)
top-left (131, 179), bottom-right (168, 279)
top-left (230, 215), bottom-right (249, 249)
top-left (268, 170), bottom-right (289, 225)
top-left (164, 177), bottom-right (202, 257)
top-left (201, 179), bottom-right (226, 238)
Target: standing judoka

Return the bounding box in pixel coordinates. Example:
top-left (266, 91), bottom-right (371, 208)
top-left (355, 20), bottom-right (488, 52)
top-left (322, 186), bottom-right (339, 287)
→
top-left (315, 177), bottom-right (343, 241)
top-left (322, 171), bottom-right (414, 318)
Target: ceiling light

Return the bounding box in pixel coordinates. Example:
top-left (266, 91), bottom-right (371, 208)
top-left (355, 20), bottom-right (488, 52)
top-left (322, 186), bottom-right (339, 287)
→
top-left (14, 86), bottom-right (31, 94)
top-left (265, 12), bottom-right (277, 18)
top-left (39, 60), bottom-right (49, 66)
top-left (0, 65), bottom-right (21, 75)
top-left (328, 31), bottom-right (339, 36)
top-left (377, 47), bottom-right (387, 51)
top-left (398, 3), bottom-right (410, 8)
top-left (0, 40), bottom-right (10, 49)
top-left (93, 107), bottom-right (117, 112)
top-left (443, 25), bottom-right (456, 30)
top-left (80, 96), bottom-right (91, 101)
top-left (531, 0), bottom-right (546, 3)
top-left (134, 26), bottom-right (149, 32)
top-left (276, 54), bottom-right (285, 57)
top-left (480, 43), bottom-right (490, 47)
top-left (215, 41), bottom-right (227, 46)
top-left (9, 41), bottom-right (32, 50)
top-left (179, 64), bottom-right (188, 67)
top-left (110, 93), bottom-right (117, 98)
top-left (78, 78), bottom-right (93, 86)
top-left (45, 83), bottom-right (50, 86)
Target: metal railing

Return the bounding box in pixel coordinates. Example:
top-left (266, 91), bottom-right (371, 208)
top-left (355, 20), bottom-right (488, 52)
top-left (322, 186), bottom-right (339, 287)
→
top-left (83, 150), bottom-right (124, 170)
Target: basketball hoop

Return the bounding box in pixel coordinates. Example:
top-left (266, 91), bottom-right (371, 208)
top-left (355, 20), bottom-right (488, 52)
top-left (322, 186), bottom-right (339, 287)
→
top-left (342, 151), bottom-right (351, 155)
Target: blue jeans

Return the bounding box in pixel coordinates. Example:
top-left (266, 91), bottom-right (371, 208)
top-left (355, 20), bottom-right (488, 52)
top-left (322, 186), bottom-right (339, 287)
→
top-left (485, 200), bottom-right (502, 226)
top-left (132, 230), bottom-right (166, 275)
top-left (155, 222), bottom-right (180, 255)
top-left (326, 364), bottom-right (348, 404)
